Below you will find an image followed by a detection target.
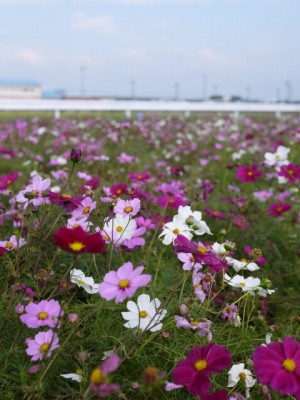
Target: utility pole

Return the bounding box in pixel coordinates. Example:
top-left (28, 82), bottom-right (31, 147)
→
top-left (246, 86), bottom-right (251, 102)
top-left (285, 80), bottom-right (292, 103)
top-left (80, 66), bottom-right (85, 97)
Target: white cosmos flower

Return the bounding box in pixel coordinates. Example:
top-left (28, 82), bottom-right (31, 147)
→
top-left (212, 242), bottom-right (227, 256)
top-left (70, 269), bottom-right (99, 294)
top-left (228, 363), bottom-right (256, 389)
top-left (177, 205), bottom-right (212, 236)
top-left (256, 287), bottom-right (276, 297)
top-left (264, 145), bottom-right (290, 166)
top-left (159, 214), bottom-right (192, 245)
top-left (224, 273), bottom-right (261, 295)
top-left (102, 214), bottom-right (136, 244)
top-left (60, 373), bottom-right (82, 382)
top-left (121, 294), bottom-right (167, 332)
top-left (226, 257), bottom-right (260, 272)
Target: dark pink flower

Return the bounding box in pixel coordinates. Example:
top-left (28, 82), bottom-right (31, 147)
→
top-left (156, 195), bottom-right (186, 210)
top-left (232, 214), bottom-right (250, 230)
top-left (244, 245), bottom-right (266, 265)
top-left (201, 390), bottom-right (229, 400)
top-left (253, 337), bottom-right (300, 397)
top-left (0, 172), bottom-right (19, 190)
top-left (268, 202), bottom-right (291, 217)
top-left (129, 171), bottom-right (150, 182)
top-left (172, 343), bottom-right (231, 396)
top-left (236, 164), bottom-right (263, 183)
top-left (278, 163), bottom-right (300, 184)
top-left (54, 226), bottom-right (105, 254)
top-left (205, 208), bottom-right (226, 220)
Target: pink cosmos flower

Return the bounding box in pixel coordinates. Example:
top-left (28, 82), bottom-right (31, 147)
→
top-left (175, 316), bottom-right (212, 341)
top-left (118, 152), bottom-right (135, 163)
top-left (221, 304), bottom-right (238, 324)
top-left (177, 253), bottom-right (202, 271)
top-left (236, 164), bottom-right (263, 183)
top-left (67, 216), bottom-right (92, 231)
top-left (268, 202), bottom-right (291, 217)
top-left (90, 353), bottom-right (121, 397)
top-left (253, 190), bottom-right (273, 202)
top-left (0, 235), bottom-right (26, 251)
top-left (114, 198), bottom-right (141, 217)
top-left (232, 214), bottom-right (250, 230)
top-left (20, 299), bottom-right (63, 328)
top-left (26, 329), bottom-right (60, 361)
top-left (172, 343), bottom-right (232, 396)
top-left (156, 194), bottom-right (186, 210)
top-left (135, 217), bottom-right (155, 229)
top-left (72, 197), bottom-right (96, 218)
top-left (122, 226), bottom-right (146, 250)
top-left (99, 262), bottom-right (151, 303)
top-left (16, 175), bottom-right (51, 208)
top-left (201, 391), bottom-right (229, 400)
top-left (253, 337), bottom-right (300, 398)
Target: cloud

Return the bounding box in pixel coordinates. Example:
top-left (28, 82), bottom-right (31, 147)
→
top-left (71, 12), bottom-right (116, 34)
top-left (16, 49), bottom-right (43, 65)
top-left (196, 48), bottom-right (219, 61)
top-left (117, 49), bottom-right (148, 61)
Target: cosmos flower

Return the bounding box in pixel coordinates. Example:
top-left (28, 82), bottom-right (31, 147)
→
top-left (102, 214), bottom-right (137, 245)
top-left (90, 353), bottom-right (121, 397)
top-left (268, 202), bottom-right (291, 217)
top-left (278, 163), bottom-right (300, 184)
top-left (16, 174), bottom-right (51, 208)
top-left (236, 164), bottom-right (263, 183)
top-left (20, 299), bottom-right (63, 328)
top-left (174, 316), bottom-right (212, 341)
top-left (70, 269), bottom-right (99, 294)
top-left (228, 363), bottom-right (256, 389)
top-left (121, 294), bottom-right (167, 332)
top-left (26, 330), bottom-right (60, 361)
top-left (0, 235), bottom-right (26, 251)
top-left (114, 198), bottom-right (141, 217)
top-left (54, 226), bottom-right (105, 254)
top-left (253, 337), bottom-right (300, 398)
top-left (172, 343), bottom-right (231, 396)
top-left (99, 262), bottom-right (151, 303)
top-left (264, 146), bottom-right (290, 166)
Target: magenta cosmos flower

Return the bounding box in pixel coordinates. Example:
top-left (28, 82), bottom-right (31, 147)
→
top-left (268, 202), bottom-right (291, 217)
top-left (98, 262), bottom-right (151, 303)
top-left (236, 164), bottom-right (263, 183)
top-left (20, 299), bottom-right (63, 328)
top-left (278, 163), bottom-right (300, 184)
top-left (26, 329), bottom-right (59, 361)
top-left (253, 337), bottom-right (300, 398)
top-left (90, 353), bottom-right (121, 397)
top-left (172, 343), bottom-right (232, 396)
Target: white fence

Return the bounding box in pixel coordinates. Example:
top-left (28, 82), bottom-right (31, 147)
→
top-left (0, 99), bottom-right (299, 118)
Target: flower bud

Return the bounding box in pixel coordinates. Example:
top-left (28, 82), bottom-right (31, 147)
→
top-left (70, 149), bottom-right (82, 164)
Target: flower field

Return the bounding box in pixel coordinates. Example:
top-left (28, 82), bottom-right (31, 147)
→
top-left (0, 113), bottom-right (300, 400)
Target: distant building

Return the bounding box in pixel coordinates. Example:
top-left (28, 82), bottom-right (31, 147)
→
top-left (0, 79), bottom-right (42, 99)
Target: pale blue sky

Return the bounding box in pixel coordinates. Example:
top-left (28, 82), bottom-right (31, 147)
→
top-left (0, 0), bottom-right (299, 100)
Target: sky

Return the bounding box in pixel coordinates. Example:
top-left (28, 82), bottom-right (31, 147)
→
top-left (0, 0), bottom-right (299, 100)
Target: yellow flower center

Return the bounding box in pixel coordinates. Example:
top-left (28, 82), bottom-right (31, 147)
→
top-left (82, 206), bottom-right (90, 214)
top-left (78, 279), bottom-right (85, 285)
top-left (116, 226), bottom-right (123, 232)
top-left (116, 189), bottom-right (122, 195)
top-left (124, 206), bottom-right (133, 213)
top-left (197, 246), bottom-right (206, 254)
top-left (5, 242), bottom-right (13, 249)
top-left (282, 358), bottom-right (296, 372)
top-left (103, 234), bottom-right (110, 240)
top-left (31, 189), bottom-right (38, 197)
top-left (173, 228), bottom-right (179, 234)
top-left (40, 343), bottom-right (50, 353)
top-left (248, 171), bottom-right (253, 176)
top-left (91, 368), bottom-right (104, 384)
top-left (119, 279), bottom-right (130, 289)
top-left (240, 258), bottom-right (247, 263)
top-left (7, 179), bottom-right (12, 184)
top-left (239, 372), bottom-right (247, 381)
top-left (239, 282), bottom-right (246, 287)
top-left (139, 310), bottom-right (148, 318)
top-left (168, 198), bottom-right (174, 204)
top-left (38, 312), bottom-right (48, 320)
top-left (191, 320), bottom-right (199, 326)
top-left (288, 169), bottom-right (294, 175)
top-left (62, 193), bottom-right (71, 198)
top-left (194, 359), bottom-right (207, 371)
top-left (69, 241), bottom-right (85, 252)
top-left (73, 223), bottom-right (79, 228)
top-left (137, 174), bottom-right (143, 180)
